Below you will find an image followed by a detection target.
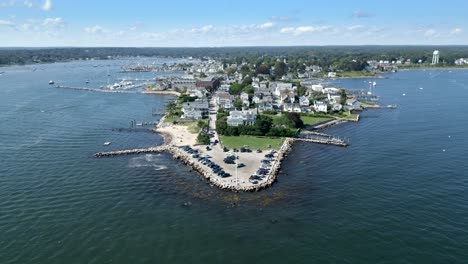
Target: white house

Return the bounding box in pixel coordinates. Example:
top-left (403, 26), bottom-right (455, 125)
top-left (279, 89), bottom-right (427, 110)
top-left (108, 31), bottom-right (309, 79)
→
top-left (227, 110), bottom-right (257, 126)
top-left (311, 84), bottom-right (324, 92)
top-left (327, 72), bottom-right (337, 78)
top-left (240, 92), bottom-right (249, 102)
top-left (214, 92), bottom-right (234, 109)
top-left (314, 101), bottom-right (328, 113)
top-left (252, 95), bottom-right (261, 104)
top-left (299, 96), bottom-right (310, 106)
top-left (271, 82), bottom-right (293, 97)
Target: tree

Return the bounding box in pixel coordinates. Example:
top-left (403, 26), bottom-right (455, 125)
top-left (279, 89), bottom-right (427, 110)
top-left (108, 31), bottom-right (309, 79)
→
top-left (199, 72), bottom-right (207, 78)
top-left (229, 83), bottom-right (243, 95)
top-left (242, 76), bottom-right (253, 86)
top-left (242, 85), bottom-right (255, 95)
top-left (285, 112), bottom-right (304, 128)
top-left (339, 89), bottom-right (347, 104)
top-left (255, 64), bottom-right (270, 75)
top-left (274, 61), bottom-right (288, 78)
top-left (254, 115), bottom-right (273, 135)
top-left (197, 133), bottom-right (210, 144)
top-left (234, 98), bottom-right (243, 110)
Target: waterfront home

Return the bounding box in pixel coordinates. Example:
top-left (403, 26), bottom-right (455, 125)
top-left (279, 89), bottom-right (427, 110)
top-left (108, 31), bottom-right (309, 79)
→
top-left (214, 92), bottom-right (235, 109)
top-left (314, 101), bottom-right (328, 113)
top-left (332, 103), bottom-right (343, 112)
top-left (311, 84), bottom-right (324, 93)
top-left (181, 99), bottom-right (209, 120)
top-left (186, 87), bottom-right (207, 98)
top-left (171, 79), bottom-right (197, 91)
top-left (299, 96), bottom-right (310, 106)
top-left (227, 110), bottom-right (257, 126)
top-left (327, 92), bottom-right (342, 104)
top-left (345, 98), bottom-right (362, 111)
top-left (327, 72), bottom-right (337, 78)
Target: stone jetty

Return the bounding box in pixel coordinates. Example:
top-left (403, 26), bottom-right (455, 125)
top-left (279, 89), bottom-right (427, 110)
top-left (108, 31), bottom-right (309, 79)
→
top-left (94, 137), bottom-right (297, 192)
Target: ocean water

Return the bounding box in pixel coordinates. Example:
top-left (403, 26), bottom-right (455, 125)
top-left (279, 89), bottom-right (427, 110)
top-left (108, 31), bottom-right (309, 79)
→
top-left (1, 63), bottom-right (467, 264)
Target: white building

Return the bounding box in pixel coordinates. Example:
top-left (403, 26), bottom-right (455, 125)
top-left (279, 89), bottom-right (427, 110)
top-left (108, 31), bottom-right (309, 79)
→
top-left (314, 101), bottom-right (328, 113)
top-left (227, 110), bottom-right (257, 126)
top-left (299, 96), bottom-right (310, 106)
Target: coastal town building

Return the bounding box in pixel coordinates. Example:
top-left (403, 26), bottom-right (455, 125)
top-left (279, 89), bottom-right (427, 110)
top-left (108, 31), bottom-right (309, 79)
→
top-left (314, 101), bottom-right (328, 113)
top-left (226, 110), bottom-right (257, 126)
top-left (181, 99), bottom-right (209, 120)
top-left (214, 92), bottom-right (235, 110)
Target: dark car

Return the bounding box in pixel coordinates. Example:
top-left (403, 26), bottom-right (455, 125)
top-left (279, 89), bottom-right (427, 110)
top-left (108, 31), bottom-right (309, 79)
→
top-left (237, 163), bottom-right (245, 168)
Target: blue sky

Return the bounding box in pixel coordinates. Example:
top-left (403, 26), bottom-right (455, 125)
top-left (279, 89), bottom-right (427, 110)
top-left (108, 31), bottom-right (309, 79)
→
top-left (0, 0), bottom-right (467, 46)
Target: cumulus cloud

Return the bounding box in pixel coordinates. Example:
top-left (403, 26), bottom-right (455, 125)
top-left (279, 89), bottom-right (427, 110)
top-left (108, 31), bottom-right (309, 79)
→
top-left (190, 25), bottom-right (214, 33)
top-left (352, 10), bottom-right (372, 18)
top-left (280, 26), bottom-right (331, 35)
top-left (347, 25), bottom-right (365, 31)
top-left (450, 28), bottom-right (463, 35)
top-left (41, 0), bottom-right (52, 11)
top-left (423, 29), bottom-right (437, 37)
top-left (258, 22), bottom-right (274, 29)
top-left (0, 19), bottom-right (15, 26)
top-left (85, 25), bottom-right (105, 34)
top-left (42, 17), bottom-right (65, 29)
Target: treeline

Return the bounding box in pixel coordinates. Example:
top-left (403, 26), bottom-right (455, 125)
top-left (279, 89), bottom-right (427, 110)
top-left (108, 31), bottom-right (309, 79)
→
top-left (215, 110), bottom-right (303, 137)
top-left (1, 46), bottom-right (468, 67)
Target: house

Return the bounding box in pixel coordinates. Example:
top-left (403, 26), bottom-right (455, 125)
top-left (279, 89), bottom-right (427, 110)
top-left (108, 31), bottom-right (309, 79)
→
top-left (271, 82), bottom-right (293, 97)
top-left (186, 87), bottom-right (207, 98)
top-left (327, 93), bottom-right (342, 104)
top-left (283, 103), bottom-right (293, 112)
top-left (299, 96), bottom-right (310, 106)
top-left (227, 110), bottom-right (257, 126)
top-left (240, 92), bottom-right (249, 102)
top-left (327, 72), bottom-right (337, 78)
top-left (345, 98), bottom-right (362, 111)
top-left (258, 102), bottom-right (273, 112)
top-left (214, 92), bottom-right (234, 109)
top-left (314, 101), bottom-right (328, 113)
top-left (181, 99), bottom-right (209, 120)
top-left (311, 84), bottom-right (324, 92)
top-left (171, 79), bottom-right (197, 91)
top-left (252, 95), bottom-right (261, 104)
top-left (332, 103), bottom-right (343, 112)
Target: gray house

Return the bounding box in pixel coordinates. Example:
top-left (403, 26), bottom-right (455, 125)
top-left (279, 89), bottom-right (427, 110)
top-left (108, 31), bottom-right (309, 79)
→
top-left (227, 110), bottom-right (257, 126)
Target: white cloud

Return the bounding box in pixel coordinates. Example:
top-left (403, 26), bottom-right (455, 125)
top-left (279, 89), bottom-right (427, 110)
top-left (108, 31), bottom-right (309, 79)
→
top-left (85, 25), bottom-right (105, 34)
top-left (42, 17), bottom-right (65, 29)
top-left (280, 26), bottom-right (331, 35)
top-left (0, 19), bottom-right (15, 26)
top-left (41, 0), bottom-right (52, 11)
top-left (258, 22), bottom-right (274, 29)
top-left (423, 29), bottom-right (437, 37)
top-left (450, 28), bottom-right (463, 35)
top-left (190, 25), bottom-right (214, 33)
top-left (270, 16), bottom-right (293, 22)
top-left (347, 25), bottom-right (365, 31)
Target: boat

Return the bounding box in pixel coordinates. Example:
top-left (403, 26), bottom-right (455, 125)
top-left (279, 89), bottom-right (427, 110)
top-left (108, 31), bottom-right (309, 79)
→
top-left (48, 80), bottom-right (55, 85)
top-left (387, 105), bottom-right (397, 109)
top-left (103, 142), bottom-right (111, 146)
top-left (85, 80), bottom-right (90, 84)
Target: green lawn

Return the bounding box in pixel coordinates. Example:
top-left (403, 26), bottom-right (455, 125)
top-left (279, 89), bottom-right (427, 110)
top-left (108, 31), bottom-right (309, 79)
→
top-left (301, 115), bottom-right (333, 126)
top-left (336, 71), bottom-right (375, 78)
top-left (220, 136), bottom-right (285, 150)
top-left (164, 115), bottom-right (180, 123)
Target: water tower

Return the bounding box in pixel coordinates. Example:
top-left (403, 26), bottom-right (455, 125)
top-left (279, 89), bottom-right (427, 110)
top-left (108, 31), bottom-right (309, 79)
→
top-left (432, 50), bottom-right (440, 65)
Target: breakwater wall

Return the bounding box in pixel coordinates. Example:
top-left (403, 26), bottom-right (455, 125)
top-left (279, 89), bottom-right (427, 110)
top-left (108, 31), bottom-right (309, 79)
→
top-left (94, 138), bottom-right (296, 192)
